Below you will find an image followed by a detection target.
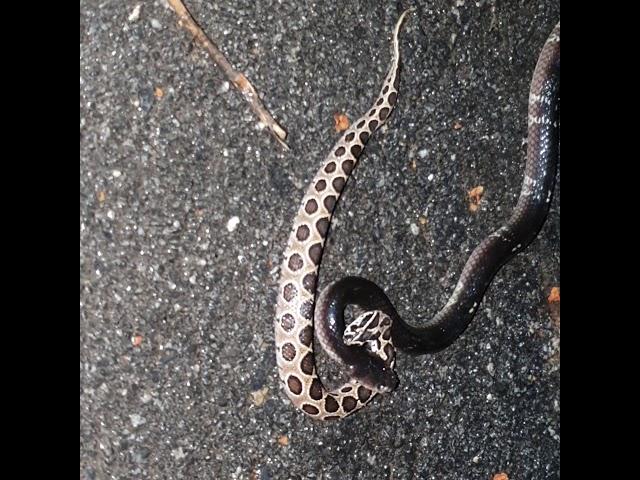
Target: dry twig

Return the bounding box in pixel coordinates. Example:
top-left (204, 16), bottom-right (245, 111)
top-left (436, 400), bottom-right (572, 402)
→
top-left (167, 0), bottom-right (290, 150)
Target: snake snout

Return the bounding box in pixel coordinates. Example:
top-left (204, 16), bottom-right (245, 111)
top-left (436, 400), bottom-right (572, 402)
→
top-left (349, 357), bottom-right (398, 394)
top-left (378, 368), bottom-right (399, 393)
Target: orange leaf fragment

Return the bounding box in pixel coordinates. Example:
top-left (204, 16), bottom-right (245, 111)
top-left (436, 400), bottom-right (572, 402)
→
top-left (548, 287), bottom-right (560, 303)
top-left (334, 112), bottom-right (350, 132)
top-left (468, 185), bottom-right (485, 212)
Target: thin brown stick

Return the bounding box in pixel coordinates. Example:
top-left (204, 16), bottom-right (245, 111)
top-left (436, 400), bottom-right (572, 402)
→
top-left (167, 0), bottom-right (290, 151)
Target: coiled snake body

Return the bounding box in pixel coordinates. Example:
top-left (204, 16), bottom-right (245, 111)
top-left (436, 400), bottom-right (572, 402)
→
top-left (275, 12), bottom-right (560, 420)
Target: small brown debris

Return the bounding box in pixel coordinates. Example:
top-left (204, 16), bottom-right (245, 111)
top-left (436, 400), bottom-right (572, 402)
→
top-left (418, 215), bottom-right (428, 226)
top-left (493, 473), bottom-right (509, 480)
top-left (97, 191), bottom-right (107, 204)
top-left (131, 334), bottom-right (143, 347)
top-left (250, 386), bottom-right (269, 407)
top-left (154, 86), bottom-right (164, 99)
top-left (547, 287), bottom-right (560, 303)
top-left (453, 120), bottom-right (463, 130)
top-left (334, 113), bottom-right (350, 132)
top-left (410, 158), bottom-right (417, 171)
top-left (468, 185), bottom-right (485, 212)
top-left (277, 434), bottom-right (289, 446)
top-left (547, 286), bottom-right (560, 328)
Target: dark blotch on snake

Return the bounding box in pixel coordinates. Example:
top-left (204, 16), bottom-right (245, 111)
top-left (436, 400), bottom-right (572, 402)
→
top-left (323, 195), bottom-right (336, 211)
top-left (382, 329), bottom-right (391, 340)
top-left (308, 243), bottom-right (322, 265)
top-left (357, 386), bottom-right (372, 402)
top-left (379, 107), bottom-right (390, 121)
top-left (350, 145), bottom-right (362, 157)
top-left (342, 396), bottom-right (357, 412)
top-left (300, 352), bottom-right (314, 375)
top-left (383, 85), bottom-right (389, 94)
top-left (325, 396), bottom-right (339, 412)
top-left (342, 159), bottom-right (355, 175)
top-left (299, 326), bottom-right (313, 347)
top-left (341, 386), bottom-right (352, 393)
top-left (388, 92), bottom-right (397, 105)
top-left (332, 177), bottom-right (345, 192)
top-left (324, 415), bottom-right (341, 420)
top-left (309, 379), bottom-right (323, 400)
top-left (345, 132), bottom-right (355, 142)
top-left (335, 146), bottom-right (346, 157)
top-left (305, 199), bottom-right (318, 214)
top-left (369, 109), bottom-right (376, 116)
top-left (287, 375), bottom-right (302, 395)
top-left (384, 343), bottom-right (395, 361)
top-left (302, 404), bottom-right (319, 415)
top-left (325, 162), bottom-right (337, 173)
top-left (316, 217), bottom-right (329, 237)
top-left (315, 179), bottom-right (327, 192)
top-left (281, 342), bottom-right (296, 361)
top-left (300, 299), bottom-right (314, 319)
top-left (288, 254), bottom-right (303, 271)
top-left (357, 120), bottom-right (365, 129)
top-left (359, 131), bottom-right (369, 143)
top-left (376, 98), bottom-right (384, 106)
top-left (302, 273), bottom-right (316, 293)
top-left (367, 314), bottom-right (379, 329)
top-left (369, 119), bottom-right (378, 130)
top-left (280, 314), bottom-right (295, 332)
top-left (295, 225), bottom-right (310, 242)
top-left (283, 283), bottom-right (297, 302)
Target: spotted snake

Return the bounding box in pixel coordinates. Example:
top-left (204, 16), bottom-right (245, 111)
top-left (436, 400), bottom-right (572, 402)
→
top-left (274, 11), bottom-right (560, 420)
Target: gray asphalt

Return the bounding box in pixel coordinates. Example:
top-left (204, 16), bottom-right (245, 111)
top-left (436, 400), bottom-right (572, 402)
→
top-left (80, 1), bottom-right (560, 478)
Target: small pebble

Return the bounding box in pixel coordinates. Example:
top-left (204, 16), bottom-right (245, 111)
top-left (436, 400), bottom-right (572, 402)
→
top-left (171, 447), bottom-right (187, 460)
top-left (128, 4), bottom-right (141, 22)
top-left (226, 216), bottom-right (240, 232)
top-left (129, 414), bottom-right (146, 428)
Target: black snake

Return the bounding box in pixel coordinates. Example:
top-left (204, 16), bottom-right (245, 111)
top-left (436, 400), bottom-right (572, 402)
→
top-left (275, 11), bottom-right (560, 420)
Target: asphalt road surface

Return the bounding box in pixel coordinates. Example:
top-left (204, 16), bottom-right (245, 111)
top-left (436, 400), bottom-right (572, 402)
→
top-left (80, 1), bottom-right (560, 478)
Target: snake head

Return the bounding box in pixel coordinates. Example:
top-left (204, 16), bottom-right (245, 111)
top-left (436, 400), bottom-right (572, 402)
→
top-left (345, 310), bottom-right (398, 393)
top-left (348, 354), bottom-right (398, 394)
